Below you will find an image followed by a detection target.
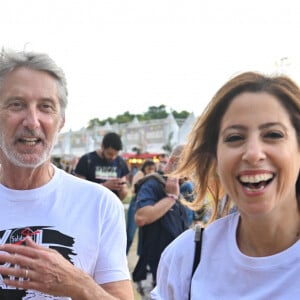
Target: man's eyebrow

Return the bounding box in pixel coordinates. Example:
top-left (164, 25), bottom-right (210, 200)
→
top-left (39, 97), bottom-right (57, 102)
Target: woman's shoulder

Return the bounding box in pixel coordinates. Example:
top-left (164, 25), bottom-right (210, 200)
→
top-left (159, 215), bottom-right (239, 271)
top-left (203, 212), bottom-right (239, 246)
top-left (161, 213), bottom-right (238, 259)
top-left (206, 212), bottom-right (238, 230)
top-left (160, 228), bottom-right (196, 261)
top-left (152, 228), bottom-right (200, 299)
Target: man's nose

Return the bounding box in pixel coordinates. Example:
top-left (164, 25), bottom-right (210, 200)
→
top-left (22, 108), bottom-right (40, 129)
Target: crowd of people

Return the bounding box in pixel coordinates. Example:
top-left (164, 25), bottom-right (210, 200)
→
top-left (0, 47), bottom-right (299, 300)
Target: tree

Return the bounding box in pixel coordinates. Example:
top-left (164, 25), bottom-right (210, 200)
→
top-left (86, 105), bottom-right (191, 129)
top-left (172, 110), bottom-right (189, 119)
top-left (87, 118), bottom-right (103, 129)
top-left (115, 111), bottom-right (135, 124)
top-left (144, 105), bottom-right (168, 120)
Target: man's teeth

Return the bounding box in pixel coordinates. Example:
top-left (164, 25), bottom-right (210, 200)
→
top-left (20, 138), bottom-right (39, 145)
top-left (239, 173), bottom-right (273, 183)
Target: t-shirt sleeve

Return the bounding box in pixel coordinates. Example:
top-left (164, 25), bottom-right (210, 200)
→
top-left (151, 229), bottom-right (195, 300)
top-left (94, 190), bottom-right (130, 283)
top-left (119, 157), bottom-right (130, 177)
top-left (74, 154), bottom-right (88, 177)
top-left (135, 178), bottom-right (163, 209)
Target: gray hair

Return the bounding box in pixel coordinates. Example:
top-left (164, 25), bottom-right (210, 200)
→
top-left (0, 48), bottom-right (68, 117)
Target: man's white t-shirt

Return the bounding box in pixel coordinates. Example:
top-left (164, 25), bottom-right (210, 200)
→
top-left (0, 165), bottom-right (130, 299)
top-left (151, 212), bottom-right (300, 300)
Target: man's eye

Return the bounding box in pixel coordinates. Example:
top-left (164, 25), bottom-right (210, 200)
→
top-left (40, 103), bottom-right (55, 111)
top-left (8, 101), bottom-right (23, 109)
top-left (224, 134), bottom-right (243, 143)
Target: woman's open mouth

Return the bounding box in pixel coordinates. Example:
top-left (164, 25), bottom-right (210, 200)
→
top-left (238, 173), bottom-right (275, 192)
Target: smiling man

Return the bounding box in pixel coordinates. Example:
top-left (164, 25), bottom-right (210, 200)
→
top-left (0, 49), bottom-right (133, 300)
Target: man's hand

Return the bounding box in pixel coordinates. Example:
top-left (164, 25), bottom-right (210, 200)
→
top-left (102, 178), bottom-right (127, 191)
top-left (0, 237), bottom-right (119, 299)
top-left (165, 176), bottom-right (180, 196)
top-left (102, 178), bottom-right (129, 201)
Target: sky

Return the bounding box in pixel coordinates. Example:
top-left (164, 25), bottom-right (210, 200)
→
top-left (1, 0), bottom-right (300, 132)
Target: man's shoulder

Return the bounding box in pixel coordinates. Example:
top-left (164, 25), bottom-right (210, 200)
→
top-left (135, 173), bottom-right (165, 192)
top-left (78, 151), bottom-right (97, 161)
top-left (115, 155), bottom-right (127, 166)
top-left (116, 155), bottom-right (126, 161)
top-left (75, 152), bottom-right (97, 174)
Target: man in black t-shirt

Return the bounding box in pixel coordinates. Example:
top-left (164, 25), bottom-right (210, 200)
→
top-left (75, 132), bottom-right (130, 200)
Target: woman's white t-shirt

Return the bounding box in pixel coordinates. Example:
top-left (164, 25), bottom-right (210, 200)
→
top-left (151, 212), bottom-right (300, 300)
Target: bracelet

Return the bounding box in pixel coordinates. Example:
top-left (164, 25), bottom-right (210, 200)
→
top-left (166, 193), bottom-right (179, 201)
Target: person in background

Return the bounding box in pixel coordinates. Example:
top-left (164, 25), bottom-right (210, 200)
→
top-left (0, 48), bottom-right (133, 299)
top-left (75, 132), bottom-right (130, 201)
top-left (151, 71), bottom-right (300, 299)
top-left (126, 159), bottom-right (156, 255)
top-left (156, 153), bottom-right (167, 175)
top-left (179, 176), bottom-right (195, 227)
top-left (132, 145), bottom-right (189, 297)
top-left (59, 155), bottom-right (79, 175)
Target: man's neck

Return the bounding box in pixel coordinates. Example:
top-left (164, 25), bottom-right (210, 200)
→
top-left (0, 163), bottom-right (54, 190)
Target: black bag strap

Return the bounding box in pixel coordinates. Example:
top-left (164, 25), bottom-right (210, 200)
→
top-left (189, 224), bottom-right (204, 300)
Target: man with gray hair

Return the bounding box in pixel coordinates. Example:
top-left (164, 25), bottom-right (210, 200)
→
top-left (0, 49), bottom-right (133, 299)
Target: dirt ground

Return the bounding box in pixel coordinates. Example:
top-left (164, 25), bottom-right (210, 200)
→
top-left (125, 198), bottom-right (153, 300)
top-left (127, 232), bottom-right (142, 300)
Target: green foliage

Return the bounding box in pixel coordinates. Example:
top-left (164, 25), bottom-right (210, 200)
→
top-left (172, 110), bottom-right (190, 119)
top-left (144, 105), bottom-right (168, 120)
top-left (87, 118), bottom-right (103, 128)
top-left (86, 105), bottom-right (191, 129)
top-left (115, 111), bottom-right (135, 124)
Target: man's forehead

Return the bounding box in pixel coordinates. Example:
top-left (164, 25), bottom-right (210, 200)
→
top-left (0, 67), bottom-right (58, 97)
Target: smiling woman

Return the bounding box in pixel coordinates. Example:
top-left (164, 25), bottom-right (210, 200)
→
top-left (217, 92), bottom-right (300, 219)
top-left (151, 72), bottom-right (300, 300)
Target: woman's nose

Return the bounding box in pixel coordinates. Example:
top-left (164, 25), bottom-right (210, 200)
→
top-left (242, 138), bottom-right (266, 165)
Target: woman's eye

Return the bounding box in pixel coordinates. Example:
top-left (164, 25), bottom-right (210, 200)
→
top-left (265, 131), bottom-right (284, 139)
top-left (224, 134), bottom-right (243, 143)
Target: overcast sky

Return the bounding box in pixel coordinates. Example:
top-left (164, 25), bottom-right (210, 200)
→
top-left (1, 0), bottom-right (300, 131)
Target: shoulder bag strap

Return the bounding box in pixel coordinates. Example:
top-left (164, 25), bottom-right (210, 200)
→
top-left (189, 224), bottom-right (204, 300)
